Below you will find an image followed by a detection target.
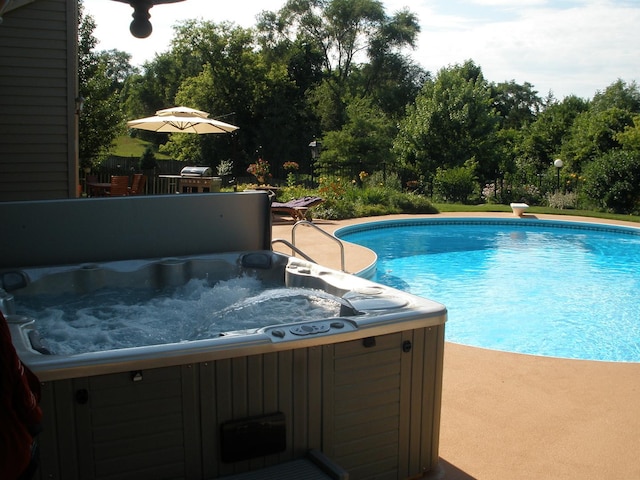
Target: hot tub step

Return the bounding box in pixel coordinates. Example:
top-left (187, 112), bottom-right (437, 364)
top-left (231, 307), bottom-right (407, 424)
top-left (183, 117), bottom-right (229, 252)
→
top-left (219, 450), bottom-right (348, 480)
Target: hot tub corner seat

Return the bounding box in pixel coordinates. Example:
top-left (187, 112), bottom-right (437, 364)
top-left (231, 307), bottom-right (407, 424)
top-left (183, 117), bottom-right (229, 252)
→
top-left (510, 202), bottom-right (529, 217)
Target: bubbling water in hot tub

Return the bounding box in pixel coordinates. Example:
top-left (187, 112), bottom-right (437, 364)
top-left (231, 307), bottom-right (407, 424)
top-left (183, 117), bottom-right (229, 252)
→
top-left (17, 276), bottom-right (353, 356)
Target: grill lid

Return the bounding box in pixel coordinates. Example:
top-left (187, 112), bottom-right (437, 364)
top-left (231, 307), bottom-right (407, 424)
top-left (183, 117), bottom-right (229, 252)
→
top-left (180, 166), bottom-right (212, 177)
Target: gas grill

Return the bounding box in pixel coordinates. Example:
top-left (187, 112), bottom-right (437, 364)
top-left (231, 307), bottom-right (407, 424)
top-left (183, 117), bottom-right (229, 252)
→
top-left (179, 166), bottom-right (215, 193)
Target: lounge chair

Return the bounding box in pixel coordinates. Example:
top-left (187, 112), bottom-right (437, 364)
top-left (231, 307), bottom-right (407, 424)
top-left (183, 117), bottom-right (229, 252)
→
top-left (271, 196), bottom-right (324, 221)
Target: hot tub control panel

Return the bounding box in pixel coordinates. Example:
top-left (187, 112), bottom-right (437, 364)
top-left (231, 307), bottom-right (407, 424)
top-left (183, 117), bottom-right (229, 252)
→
top-left (268, 320), bottom-right (350, 339)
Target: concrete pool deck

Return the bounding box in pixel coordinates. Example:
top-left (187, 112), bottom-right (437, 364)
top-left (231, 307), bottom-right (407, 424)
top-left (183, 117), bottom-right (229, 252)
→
top-left (272, 212), bottom-right (640, 480)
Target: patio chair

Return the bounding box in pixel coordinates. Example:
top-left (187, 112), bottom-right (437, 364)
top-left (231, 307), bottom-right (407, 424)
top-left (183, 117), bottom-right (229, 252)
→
top-left (107, 176), bottom-right (130, 196)
top-left (129, 174), bottom-right (147, 195)
top-left (85, 174), bottom-right (100, 197)
top-left (271, 196), bottom-right (324, 222)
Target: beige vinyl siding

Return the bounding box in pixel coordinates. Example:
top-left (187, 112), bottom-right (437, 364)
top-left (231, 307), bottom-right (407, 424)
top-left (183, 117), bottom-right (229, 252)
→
top-left (36, 326), bottom-right (444, 479)
top-left (0, 0), bottom-right (78, 201)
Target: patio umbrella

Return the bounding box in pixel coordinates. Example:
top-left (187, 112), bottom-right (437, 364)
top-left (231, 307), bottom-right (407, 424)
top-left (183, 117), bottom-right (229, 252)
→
top-left (127, 106), bottom-right (239, 134)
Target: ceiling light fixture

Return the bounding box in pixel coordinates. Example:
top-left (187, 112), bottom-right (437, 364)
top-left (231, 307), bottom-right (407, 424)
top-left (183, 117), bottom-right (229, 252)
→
top-left (112, 0), bottom-right (185, 39)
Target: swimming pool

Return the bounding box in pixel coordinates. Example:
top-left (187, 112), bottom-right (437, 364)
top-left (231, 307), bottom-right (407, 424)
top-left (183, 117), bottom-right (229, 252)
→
top-left (336, 218), bottom-right (640, 362)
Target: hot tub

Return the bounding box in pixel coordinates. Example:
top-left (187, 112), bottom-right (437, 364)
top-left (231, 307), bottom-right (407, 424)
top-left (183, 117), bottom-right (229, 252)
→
top-left (1, 194), bottom-right (446, 480)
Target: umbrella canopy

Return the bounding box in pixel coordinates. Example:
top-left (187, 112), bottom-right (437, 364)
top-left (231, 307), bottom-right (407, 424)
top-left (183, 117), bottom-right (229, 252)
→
top-left (127, 106), bottom-right (239, 134)
top-left (156, 106), bottom-right (210, 118)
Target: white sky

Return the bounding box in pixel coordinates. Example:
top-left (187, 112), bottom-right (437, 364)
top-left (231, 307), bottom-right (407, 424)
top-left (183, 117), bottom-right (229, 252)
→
top-left (85, 0), bottom-right (640, 100)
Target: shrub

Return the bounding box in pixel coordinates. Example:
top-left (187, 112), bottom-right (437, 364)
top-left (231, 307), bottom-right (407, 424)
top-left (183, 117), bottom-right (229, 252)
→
top-left (139, 146), bottom-right (157, 171)
top-left (546, 191), bottom-right (578, 209)
top-left (273, 180), bottom-right (437, 220)
top-left (355, 203), bottom-right (392, 217)
top-left (279, 185), bottom-right (312, 201)
top-left (481, 183), bottom-right (500, 204)
top-left (393, 192), bottom-right (438, 213)
top-left (582, 150), bottom-right (640, 214)
top-left (246, 158), bottom-right (271, 183)
top-left (365, 171), bottom-right (403, 190)
top-left (314, 200), bottom-right (357, 220)
top-left (502, 183), bottom-right (542, 205)
top-left (359, 186), bottom-right (389, 205)
top-left (217, 160), bottom-right (234, 176)
top-left (432, 164), bottom-right (478, 204)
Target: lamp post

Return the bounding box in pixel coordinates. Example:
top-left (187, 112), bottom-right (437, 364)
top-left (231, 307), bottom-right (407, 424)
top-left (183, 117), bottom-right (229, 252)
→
top-left (553, 158), bottom-right (563, 192)
top-left (308, 140), bottom-right (322, 182)
top-left (75, 96), bottom-right (85, 116)
top-left (308, 140), bottom-right (321, 161)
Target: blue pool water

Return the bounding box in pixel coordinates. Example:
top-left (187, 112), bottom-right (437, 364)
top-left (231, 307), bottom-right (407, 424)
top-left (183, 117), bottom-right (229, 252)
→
top-left (336, 218), bottom-right (640, 362)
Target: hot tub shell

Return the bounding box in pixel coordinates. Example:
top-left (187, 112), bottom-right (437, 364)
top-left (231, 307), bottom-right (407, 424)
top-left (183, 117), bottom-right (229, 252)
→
top-left (1, 194), bottom-right (446, 480)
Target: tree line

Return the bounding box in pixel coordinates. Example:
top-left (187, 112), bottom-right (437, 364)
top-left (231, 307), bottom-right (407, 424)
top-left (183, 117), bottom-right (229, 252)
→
top-left (79, 0), bottom-right (640, 214)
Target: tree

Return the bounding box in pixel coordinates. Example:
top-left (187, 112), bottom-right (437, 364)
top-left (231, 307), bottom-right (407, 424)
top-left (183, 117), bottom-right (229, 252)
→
top-left (616, 115), bottom-right (640, 151)
top-left (120, 25), bottom-right (217, 138)
top-left (122, 52), bottom-right (186, 122)
top-left (561, 107), bottom-right (634, 172)
top-left (393, 60), bottom-right (498, 184)
top-left (490, 80), bottom-right (542, 130)
top-left (78, 3), bottom-right (127, 169)
top-left (139, 145), bottom-right (157, 172)
top-left (517, 95), bottom-right (589, 183)
top-left (590, 79), bottom-right (640, 114)
top-left (96, 49), bottom-right (138, 91)
top-left (315, 95), bottom-right (395, 176)
top-left (485, 80), bottom-right (543, 198)
top-left (258, 0), bottom-right (421, 130)
top-left (156, 20), bottom-right (317, 173)
top-left (357, 53), bottom-right (428, 120)
top-left (266, 0), bottom-right (390, 80)
top-left (556, 79), bottom-right (640, 174)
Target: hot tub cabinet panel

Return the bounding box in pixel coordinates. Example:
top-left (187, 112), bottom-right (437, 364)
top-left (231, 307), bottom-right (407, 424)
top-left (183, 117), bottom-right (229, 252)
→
top-left (323, 326), bottom-right (444, 479)
top-left (37, 365), bottom-right (203, 480)
top-left (34, 325), bottom-right (444, 480)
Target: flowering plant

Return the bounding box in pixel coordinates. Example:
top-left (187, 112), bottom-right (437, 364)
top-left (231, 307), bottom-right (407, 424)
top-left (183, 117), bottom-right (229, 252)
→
top-left (217, 159), bottom-right (234, 176)
top-left (283, 161), bottom-right (299, 171)
top-left (246, 158), bottom-right (271, 182)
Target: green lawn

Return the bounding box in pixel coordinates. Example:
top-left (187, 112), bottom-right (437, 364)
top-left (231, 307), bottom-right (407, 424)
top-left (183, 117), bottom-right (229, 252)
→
top-left (110, 135), bottom-right (172, 159)
top-left (434, 203), bottom-right (640, 223)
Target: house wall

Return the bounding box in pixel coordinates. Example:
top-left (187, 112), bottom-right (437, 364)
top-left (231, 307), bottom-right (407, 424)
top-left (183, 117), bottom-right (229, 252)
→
top-left (0, 0), bottom-right (78, 201)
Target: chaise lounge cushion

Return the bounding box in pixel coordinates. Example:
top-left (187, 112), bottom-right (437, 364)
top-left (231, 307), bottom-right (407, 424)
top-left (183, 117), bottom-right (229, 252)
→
top-left (271, 196), bottom-right (324, 221)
